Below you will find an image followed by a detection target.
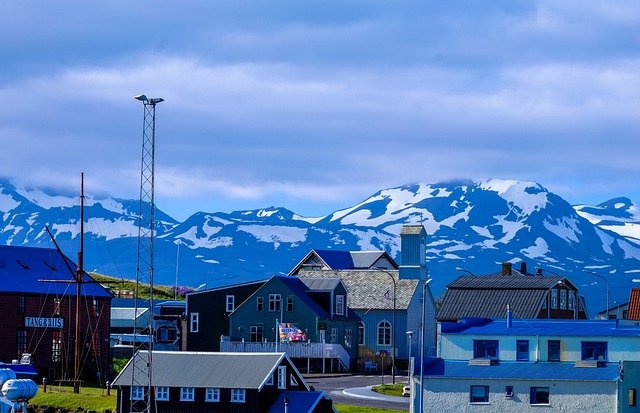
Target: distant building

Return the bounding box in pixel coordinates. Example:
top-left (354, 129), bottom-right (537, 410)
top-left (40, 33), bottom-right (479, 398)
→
top-left (0, 245), bottom-right (112, 382)
top-left (112, 351), bottom-right (336, 413)
top-left (415, 317), bottom-right (640, 413)
top-left (289, 249), bottom-right (398, 274)
top-left (437, 262), bottom-right (588, 322)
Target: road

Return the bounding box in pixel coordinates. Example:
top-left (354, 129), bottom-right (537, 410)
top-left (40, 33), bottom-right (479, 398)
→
top-left (304, 374), bottom-right (410, 411)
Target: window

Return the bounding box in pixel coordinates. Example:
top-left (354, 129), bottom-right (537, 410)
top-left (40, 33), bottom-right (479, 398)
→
top-left (630, 389), bottom-right (637, 407)
top-left (278, 366), bottom-right (287, 389)
top-left (17, 296), bottom-right (25, 315)
top-left (250, 326), bottom-right (263, 342)
top-left (335, 295), bottom-right (345, 315)
top-left (190, 313), bottom-right (199, 333)
top-left (93, 299), bottom-right (100, 318)
top-left (226, 295), bottom-right (235, 312)
top-left (286, 296), bottom-right (294, 312)
top-left (357, 322), bottom-right (365, 346)
top-left (156, 387), bottom-right (169, 401)
top-left (473, 340), bottom-right (499, 359)
top-left (205, 388), bottom-right (220, 402)
top-left (582, 341), bottom-right (607, 361)
top-left (17, 329), bottom-right (27, 357)
top-left (470, 385), bottom-right (489, 403)
top-left (91, 332), bottom-right (101, 356)
top-left (530, 387), bottom-right (549, 405)
top-left (551, 289), bottom-right (558, 309)
top-left (378, 321), bottom-right (391, 346)
top-left (180, 387), bottom-right (194, 401)
top-left (560, 290), bottom-right (567, 310)
top-left (269, 294), bottom-right (281, 312)
top-left (53, 298), bottom-right (61, 315)
top-left (131, 386), bottom-right (144, 401)
top-left (231, 388), bottom-right (246, 403)
top-left (548, 340), bottom-right (561, 361)
top-left (52, 331), bottom-right (62, 362)
top-left (265, 374), bottom-right (274, 386)
top-left (505, 386), bottom-right (514, 398)
top-left (569, 291), bottom-right (576, 310)
top-left (331, 328), bottom-right (337, 344)
top-left (345, 329), bottom-right (352, 349)
top-left (290, 374), bottom-right (298, 386)
top-left (257, 296), bottom-right (264, 311)
top-left (516, 340), bottom-right (529, 361)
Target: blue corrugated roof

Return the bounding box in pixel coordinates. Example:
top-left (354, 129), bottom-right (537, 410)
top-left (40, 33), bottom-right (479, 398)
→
top-left (0, 363), bottom-right (37, 376)
top-left (420, 359), bottom-right (619, 381)
top-left (266, 391), bottom-right (328, 413)
top-left (0, 245), bottom-right (111, 297)
top-left (441, 318), bottom-right (640, 337)
top-left (314, 250), bottom-right (354, 270)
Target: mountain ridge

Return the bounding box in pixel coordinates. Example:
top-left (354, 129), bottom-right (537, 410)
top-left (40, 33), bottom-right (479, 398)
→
top-left (1, 177), bottom-right (639, 314)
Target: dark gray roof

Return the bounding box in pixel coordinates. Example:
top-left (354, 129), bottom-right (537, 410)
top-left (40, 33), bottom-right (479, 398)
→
top-left (298, 269), bottom-right (419, 310)
top-left (112, 351), bottom-right (301, 389)
top-left (299, 277), bottom-right (342, 291)
top-left (437, 274), bottom-right (566, 321)
top-left (400, 224), bottom-right (425, 235)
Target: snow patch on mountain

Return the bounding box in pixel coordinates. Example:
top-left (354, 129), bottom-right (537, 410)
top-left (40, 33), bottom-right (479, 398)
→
top-left (17, 186), bottom-right (77, 209)
top-left (238, 225), bottom-right (307, 249)
top-left (522, 237), bottom-right (549, 258)
top-left (0, 193), bottom-right (19, 212)
top-left (543, 218), bottom-right (580, 243)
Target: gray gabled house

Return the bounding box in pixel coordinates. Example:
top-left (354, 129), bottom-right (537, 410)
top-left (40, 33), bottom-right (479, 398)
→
top-left (112, 351), bottom-right (336, 413)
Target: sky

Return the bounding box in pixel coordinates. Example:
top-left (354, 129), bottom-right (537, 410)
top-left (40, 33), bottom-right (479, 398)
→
top-left (1, 1), bottom-right (639, 221)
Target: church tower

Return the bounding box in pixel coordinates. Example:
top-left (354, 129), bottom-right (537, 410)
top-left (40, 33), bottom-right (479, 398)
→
top-left (398, 224), bottom-right (428, 280)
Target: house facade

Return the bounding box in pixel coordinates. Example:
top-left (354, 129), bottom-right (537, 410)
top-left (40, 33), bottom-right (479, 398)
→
top-left (227, 276), bottom-right (360, 371)
top-left (292, 224), bottom-right (437, 369)
top-left (0, 246), bottom-right (111, 382)
top-left (414, 318), bottom-right (640, 413)
top-left (112, 351), bottom-right (336, 413)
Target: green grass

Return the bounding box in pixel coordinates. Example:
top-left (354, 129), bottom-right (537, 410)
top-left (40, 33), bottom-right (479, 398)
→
top-left (29, 385), bottom-right (116, 413)
top-left (371, 382), bottom-right (405, 397)
top-left (335, 405), bottom-right (407, 413)
top-left (89, 273), bottom-right (177, 300)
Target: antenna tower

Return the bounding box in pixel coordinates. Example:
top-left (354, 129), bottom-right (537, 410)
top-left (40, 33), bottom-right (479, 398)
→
top-left (130, 94), bottom-right (163, 413)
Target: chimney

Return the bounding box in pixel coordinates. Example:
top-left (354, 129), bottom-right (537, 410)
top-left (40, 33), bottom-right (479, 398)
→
top-left (502, 262), bottom-right (512, 276)
top-left (536, 268), bottom-right (543, 276)
top-left (520, 262), bottom-right (527, 274)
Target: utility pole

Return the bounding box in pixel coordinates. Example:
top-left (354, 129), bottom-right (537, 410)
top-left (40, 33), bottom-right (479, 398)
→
top-left (130, 94), bottom-right (163, 413)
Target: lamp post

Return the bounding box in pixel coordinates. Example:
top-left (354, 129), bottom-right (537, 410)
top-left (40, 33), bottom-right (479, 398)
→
top-left (406, 331), bottom-right (413, 384)
top-left (376, 268), bottom-right (397, 384)
top-left (419, 278), bottom-right (433, 413)
top-left (455, 267), bottom-right (474, 276)
top-left (583, 270), bottom-right (610, 317)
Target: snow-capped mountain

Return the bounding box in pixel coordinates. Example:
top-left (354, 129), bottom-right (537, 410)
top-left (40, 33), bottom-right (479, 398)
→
top-left (1, 177), bottom-right (639, 313)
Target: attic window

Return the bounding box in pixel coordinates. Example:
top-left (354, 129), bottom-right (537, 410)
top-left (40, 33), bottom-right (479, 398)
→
top-left (16, 260), bottom-right (30, 270)
top-left (44, 261), bottom-right (57, 271)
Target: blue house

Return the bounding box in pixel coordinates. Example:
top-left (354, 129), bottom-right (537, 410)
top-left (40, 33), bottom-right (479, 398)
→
top-left (415, 317), bottom-right (640, 413)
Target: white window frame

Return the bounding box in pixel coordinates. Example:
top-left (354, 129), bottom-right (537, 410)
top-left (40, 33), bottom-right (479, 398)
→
top-left (278, 366), bottom-right (287, 389)
top-left (265, 374), bottom-right (274, 386)
top-left (205, 388), bottom-right (220, 402)
top-left (226, 295), bottom-right (235, 312)
top-left (257, 296), bottom-right (264, 311)
top-left (269, 294), bottom-right (281, 312)
top-left (290, 374), bottom-right (298, 386)
top-left (190, 312), bottom-right (199, 333)
top-left (231, 388), bottom-right (246, 403)
top-left (378, 321), bottom-right (391, 346)
top-left (131, 386), bottom-right (144, 401)
top-left (180, 387), bottom-right (195, 401)
top-left (155, 386), bottom-right (169, 401)
top-left (336, 295), bottom-right (345, 315)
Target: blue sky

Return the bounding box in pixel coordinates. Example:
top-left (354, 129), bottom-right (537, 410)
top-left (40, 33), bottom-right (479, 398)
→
top-left (1, 1), bottom-right (639, 221)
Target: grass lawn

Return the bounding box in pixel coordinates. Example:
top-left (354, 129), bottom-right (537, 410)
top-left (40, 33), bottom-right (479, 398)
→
top-left (371, 382), bottom-right (405, 397)
top-left (28, 385), bottom-right (405, 413)
top-left (29, 385), bottom-right (116, 413)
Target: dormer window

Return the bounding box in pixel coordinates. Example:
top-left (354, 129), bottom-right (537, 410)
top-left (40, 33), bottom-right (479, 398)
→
top-left (335, 295), bottom-right (345, 316)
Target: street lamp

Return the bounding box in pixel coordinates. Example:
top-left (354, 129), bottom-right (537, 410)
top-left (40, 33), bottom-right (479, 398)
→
top-left (583, 270), bottom-right (610, 317)
top-left (419, 278), bottom-right (433, 413)
top-left (406, 331), bottom-right (414, 384)
top-left (456, 267), bottom-right (474, 276)
top-left (375, 268), bottom-right (397, 384)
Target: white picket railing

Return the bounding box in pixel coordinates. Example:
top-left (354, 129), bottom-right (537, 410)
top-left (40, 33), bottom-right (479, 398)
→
top-left (220, 339), bottom-right (350, 370)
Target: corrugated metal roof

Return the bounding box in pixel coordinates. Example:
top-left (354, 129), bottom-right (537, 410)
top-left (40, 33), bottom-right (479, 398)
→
top-left (314, 250), bottom-right (354, 269)
top-left (437, 289), bottom-right (546, 320)
top-left (447, 274), bottom-right (564, 289)
top-left (349, 251), bottom-right (385, 269)
top-left (422, 359), bottom-right (619, 381)
top-left (298, 269), bottom-right (419, 310)
top-left (441, 318), bottom-right (640, 337)
top-left (0, 245), bottom-right (111, 297)
top-left (400, 225), bottom-right (425, 235)
top-left (266, 391), bottom-right (327, 413)
top-left (627, 288), bottom-right (640, 320)
top-left (112, 351), bottom-right (289, 388)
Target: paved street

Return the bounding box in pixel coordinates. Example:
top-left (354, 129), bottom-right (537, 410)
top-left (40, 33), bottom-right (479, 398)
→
top-left (304, 374), bottom-right (410, 411)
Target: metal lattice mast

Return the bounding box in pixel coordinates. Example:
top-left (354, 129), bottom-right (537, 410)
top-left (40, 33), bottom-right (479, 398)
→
top-left (131, 94), bottom-right (163, 413)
